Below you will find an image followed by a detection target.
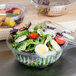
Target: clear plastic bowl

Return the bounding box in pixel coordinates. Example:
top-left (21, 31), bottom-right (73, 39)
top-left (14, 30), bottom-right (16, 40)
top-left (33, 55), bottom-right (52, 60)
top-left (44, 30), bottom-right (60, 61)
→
top-left (0, 3), bottom-right (26, 28)
top-left (6, 21), bottom-right (70, 68)
top-left (30, 0), bottom-right (75, 16)
top-left (7, 43), bottom-right (64, 68)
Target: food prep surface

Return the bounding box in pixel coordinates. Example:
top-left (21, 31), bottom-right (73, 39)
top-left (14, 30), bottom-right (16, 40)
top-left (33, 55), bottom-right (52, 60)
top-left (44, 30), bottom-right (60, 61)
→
top-left (0, 40), bottom-right (76, 76)
top-left (0, 0), bottom-right (76, 40)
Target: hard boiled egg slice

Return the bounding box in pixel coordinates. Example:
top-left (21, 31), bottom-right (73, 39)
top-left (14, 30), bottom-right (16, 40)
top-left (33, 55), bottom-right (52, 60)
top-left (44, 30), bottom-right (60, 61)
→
top-left (15, 35), bottom-right (27, 42)
top-left (35, 44), bottom-right (49, 58)
top-left (50, 40), bottom-right (61, 52)
top-left (40, 50), bottom-right (56, 58)
top-left (47, 50), bottom-right (56, 56)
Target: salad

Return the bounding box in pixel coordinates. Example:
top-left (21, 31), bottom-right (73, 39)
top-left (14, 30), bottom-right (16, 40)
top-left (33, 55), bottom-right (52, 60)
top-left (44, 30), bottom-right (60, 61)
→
top-left (8, 21), bottom-right (76, 67)
top-left (9, 22), bottom-right (66, 59)
top-left (0, 7), bottom-right (24, 27)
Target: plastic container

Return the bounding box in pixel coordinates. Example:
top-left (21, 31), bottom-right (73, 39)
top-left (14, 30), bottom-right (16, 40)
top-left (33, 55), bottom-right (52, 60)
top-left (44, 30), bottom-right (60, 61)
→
top-left (30, 0), bottom-right (75, 16)
top-left (0, 3), bottom-right (26, 28)
top-left (7, 21), bottom-right (76, 68)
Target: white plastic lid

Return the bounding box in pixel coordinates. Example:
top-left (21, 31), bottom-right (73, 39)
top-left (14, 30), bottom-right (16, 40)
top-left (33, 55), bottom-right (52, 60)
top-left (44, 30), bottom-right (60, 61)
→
top-left (44, 21), bottom-right (76, 45)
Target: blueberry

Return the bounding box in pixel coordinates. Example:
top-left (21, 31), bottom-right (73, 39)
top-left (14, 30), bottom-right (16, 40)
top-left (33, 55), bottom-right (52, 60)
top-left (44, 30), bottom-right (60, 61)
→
top-left (2, 19), bottom-right (5, 22)
top-left (17, 21), bottom-right (20, 24)
top-left (15, 20), bottom-right (20, 24)
top-left (8, 11), bottom-right (12, 13)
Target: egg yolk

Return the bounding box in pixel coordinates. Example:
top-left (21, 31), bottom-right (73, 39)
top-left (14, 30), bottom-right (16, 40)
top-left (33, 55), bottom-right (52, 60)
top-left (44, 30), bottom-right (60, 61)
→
top-left (37, 45), bottom-right (47, 54)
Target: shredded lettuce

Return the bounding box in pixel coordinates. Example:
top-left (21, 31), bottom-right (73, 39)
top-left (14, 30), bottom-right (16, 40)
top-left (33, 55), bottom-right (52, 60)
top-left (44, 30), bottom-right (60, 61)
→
top-left (34, 22), bottom-right (47, 31)
top-left (34, 25), bottom-right (39, 31)
top-left (44, 34), bottom-right (52, 45)
top-left (12, 42), bottom-right (19, 48)
top-left (16, 30), bottom-right (28, 36)
top-left (13, 30), bottom-right (29, 39)
top-left (37, 29), bottom-right (44, 36)
top-left (16, 41), bottom-right (27, 52)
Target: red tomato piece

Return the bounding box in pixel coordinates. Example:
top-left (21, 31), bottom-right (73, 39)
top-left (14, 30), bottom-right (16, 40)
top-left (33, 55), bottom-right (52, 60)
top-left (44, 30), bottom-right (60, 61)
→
top-left (28, 33), bottom-right (39, 39)
top-left (55, 36), bottom-right (65, 45)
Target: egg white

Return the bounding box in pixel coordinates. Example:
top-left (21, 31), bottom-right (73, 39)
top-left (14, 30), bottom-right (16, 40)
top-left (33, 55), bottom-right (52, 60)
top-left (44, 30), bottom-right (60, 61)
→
top-left (35, 43), bottom-right (58, 58)
top-left (50, 40), bottom-right (61, 52)
top-left (15, 35), bottom-right (27, 42)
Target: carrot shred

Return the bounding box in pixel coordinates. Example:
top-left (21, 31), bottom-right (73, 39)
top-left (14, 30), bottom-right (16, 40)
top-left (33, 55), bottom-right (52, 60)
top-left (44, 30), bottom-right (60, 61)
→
top-left (26, 41), bottom-right (29, 43)
top-left (43, 35), bottom-right (45, 40)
